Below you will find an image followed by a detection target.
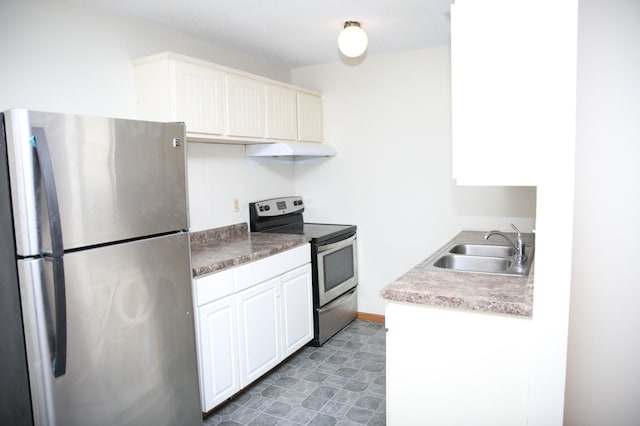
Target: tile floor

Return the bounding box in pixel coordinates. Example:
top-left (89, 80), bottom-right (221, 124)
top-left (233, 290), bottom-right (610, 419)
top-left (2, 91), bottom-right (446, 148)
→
top-left (203, 320), bottom-right (387, 426)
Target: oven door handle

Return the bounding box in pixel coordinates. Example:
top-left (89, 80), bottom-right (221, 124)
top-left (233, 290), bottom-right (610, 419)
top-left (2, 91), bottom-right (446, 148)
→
top-left (317, 234), bottom-right (357, 254)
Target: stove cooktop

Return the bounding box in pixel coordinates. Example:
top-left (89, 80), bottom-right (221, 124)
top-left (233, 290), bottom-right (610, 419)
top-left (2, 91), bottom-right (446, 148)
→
top-left (249, 196), bottom-right (356, 244)
top-left (265, 222), bottom-right (356, 244)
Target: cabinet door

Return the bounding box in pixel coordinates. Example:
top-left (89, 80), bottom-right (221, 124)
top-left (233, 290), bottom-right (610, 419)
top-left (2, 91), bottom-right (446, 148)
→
top-left (236, 277), bottom-right (280, 387)
top-left (266, 85), bottom-right (298, 140)
top-left (280, 264), bottom-right (313, 357)
top-left (297, 93), bottom-right (323, 142)
top-left (197, 295), bottom-right (240, 412)
top-left (226, 74), bottom-right (265, 138)
top-left (451, 0), bottom-right (554, 185)
top-left (174, 61), bottom-right (226, 135)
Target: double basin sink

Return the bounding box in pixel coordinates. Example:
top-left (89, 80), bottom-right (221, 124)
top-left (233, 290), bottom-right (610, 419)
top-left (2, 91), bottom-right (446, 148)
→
top-left (426, 241), bottom-right (534, 276)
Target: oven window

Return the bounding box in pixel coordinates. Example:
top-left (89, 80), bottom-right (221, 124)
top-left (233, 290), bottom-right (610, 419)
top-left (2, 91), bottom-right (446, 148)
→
top-left (323, 246), bottom-right (354, 292)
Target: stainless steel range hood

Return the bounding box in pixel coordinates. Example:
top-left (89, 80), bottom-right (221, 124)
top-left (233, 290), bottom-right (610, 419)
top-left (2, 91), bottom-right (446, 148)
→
top-left (245, 141), bottom-right (337, 158)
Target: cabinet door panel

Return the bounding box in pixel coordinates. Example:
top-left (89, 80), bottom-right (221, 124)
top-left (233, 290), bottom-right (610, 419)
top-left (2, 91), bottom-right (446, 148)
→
top-left (236, 278), bottom-right (280, 387)
top-left (226, 75), bottom-right (265, 138)
top-left (266, 85), bottom-right (298, 140)
top-left (174, 61), bottom-right (225, 135)
top-left (281, 264), bottom-right (313, 357)
top-left (197, 296), bottom-right (239, 411)
top-left (297, 93), bottom-right (323, 142)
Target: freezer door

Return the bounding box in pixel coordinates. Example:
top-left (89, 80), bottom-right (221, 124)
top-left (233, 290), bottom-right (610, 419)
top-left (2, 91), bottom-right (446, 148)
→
top-left (4, 109), bottom-right (188, 256)
top-left (17, 233), bottom-right (202, 426)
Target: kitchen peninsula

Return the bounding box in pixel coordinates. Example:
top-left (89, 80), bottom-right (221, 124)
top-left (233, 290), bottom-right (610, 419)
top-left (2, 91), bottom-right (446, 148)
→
top-left (381, 230), bottom-right (534, 425)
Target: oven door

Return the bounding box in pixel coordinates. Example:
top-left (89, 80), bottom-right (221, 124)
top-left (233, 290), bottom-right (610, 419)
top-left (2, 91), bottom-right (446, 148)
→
top-left (316, 234), bottom-right (358, 307)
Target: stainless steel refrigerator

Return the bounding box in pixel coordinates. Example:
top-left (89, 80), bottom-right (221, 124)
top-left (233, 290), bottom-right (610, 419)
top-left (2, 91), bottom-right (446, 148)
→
top-left (0, 110), bottom-right (202, 425)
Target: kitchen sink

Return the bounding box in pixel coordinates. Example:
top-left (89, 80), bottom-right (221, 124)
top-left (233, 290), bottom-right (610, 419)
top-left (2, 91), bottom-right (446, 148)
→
top-left (449, 244), bottom-right (515, 257)
top-left (433, 254), bottom-right (512, 274)
top-left (425, 239), bottom-right (534, 276)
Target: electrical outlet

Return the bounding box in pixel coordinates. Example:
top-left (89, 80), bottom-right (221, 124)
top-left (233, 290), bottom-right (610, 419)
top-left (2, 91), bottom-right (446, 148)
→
top-left (233, 197), bottom-right (239, 213)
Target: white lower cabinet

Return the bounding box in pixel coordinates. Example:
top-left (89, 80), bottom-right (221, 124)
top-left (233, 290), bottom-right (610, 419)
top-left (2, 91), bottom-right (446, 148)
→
top-left (281, 265), bottom-right (314, 358)
top-left (193, 245), bottom-right (312, 412)
top-left (197, 294), bottom-right (239, 411)
top-left (237, 277), bottom-right (281, 387)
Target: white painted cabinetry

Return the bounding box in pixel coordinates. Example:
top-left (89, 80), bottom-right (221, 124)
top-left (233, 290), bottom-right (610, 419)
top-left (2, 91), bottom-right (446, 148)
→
top-left (197, 293), bottom-right (239, 411)
top-left (450, 0), bottom-right (537, 185)
top-left (193, 245), bottom-right (312, 412)
top-left (280, 265), bottom-right (314, 357)
top-left (133, 52), bottom-right (324, 144)
top-left (266, 85), bottom-right (298, 141)
top-left (133, 57), bottom-right (225, 135)
top-left (174, 61), bottom-right (226, 135)
top-left (226, 74), bottom-right (266, 138)
top-left (297, 92), bottom-right (323, 142)
top-left (450, 0), bottom-right (575, 185)
top-left (385, 300), bottom-right (531, 425)
top-left (236, 277), bottom-right (281, 387)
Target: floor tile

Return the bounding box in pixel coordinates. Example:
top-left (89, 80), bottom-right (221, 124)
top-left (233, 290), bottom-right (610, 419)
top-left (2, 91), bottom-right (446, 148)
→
top-left (204, 320), bottom-right (386, 426)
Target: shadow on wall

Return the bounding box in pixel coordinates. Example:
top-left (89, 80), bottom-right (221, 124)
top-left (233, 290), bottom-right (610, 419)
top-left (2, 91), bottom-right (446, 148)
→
top-left (450, 182), bottom-right (537, 221)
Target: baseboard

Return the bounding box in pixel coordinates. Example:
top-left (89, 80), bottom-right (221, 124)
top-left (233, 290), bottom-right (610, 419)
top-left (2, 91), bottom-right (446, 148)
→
top-left (357, 312), bottom-right (385, 323)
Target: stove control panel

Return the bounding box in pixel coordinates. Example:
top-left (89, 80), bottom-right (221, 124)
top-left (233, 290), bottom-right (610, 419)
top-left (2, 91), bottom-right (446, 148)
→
top-left (251, 196), bottom-right (304, 217)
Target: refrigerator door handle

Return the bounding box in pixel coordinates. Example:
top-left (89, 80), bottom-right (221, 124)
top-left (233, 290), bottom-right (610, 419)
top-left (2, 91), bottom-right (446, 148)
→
top-left (32, 127), bottom-right (67, 377)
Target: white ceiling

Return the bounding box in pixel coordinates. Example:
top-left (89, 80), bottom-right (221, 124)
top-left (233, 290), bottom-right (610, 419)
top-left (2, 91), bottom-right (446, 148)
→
top-left (66, 0), bottom-right (453, 68)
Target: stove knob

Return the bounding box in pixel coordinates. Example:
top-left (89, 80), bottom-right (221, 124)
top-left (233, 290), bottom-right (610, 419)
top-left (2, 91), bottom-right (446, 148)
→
top-left (259, 206), bottom-right (265, 211)
top-left (264, 205), bottom-right (270, 211)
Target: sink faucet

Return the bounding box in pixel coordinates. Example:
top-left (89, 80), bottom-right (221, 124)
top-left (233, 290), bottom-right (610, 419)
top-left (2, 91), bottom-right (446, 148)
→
top-left (485, 223), bottom-right (526, 264)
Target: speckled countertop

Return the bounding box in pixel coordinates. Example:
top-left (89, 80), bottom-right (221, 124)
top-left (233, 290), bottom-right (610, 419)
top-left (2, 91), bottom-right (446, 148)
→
top-left (190, 223), bottom-right (310, 278)
top-left (380, 231), bottom-right (535, 317)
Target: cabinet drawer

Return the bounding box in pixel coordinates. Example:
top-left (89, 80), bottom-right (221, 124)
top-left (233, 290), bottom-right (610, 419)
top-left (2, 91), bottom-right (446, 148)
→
top-left (194, 268), bottom-right (235, 306)
top-left (234, 245), bottom-right (310, 292)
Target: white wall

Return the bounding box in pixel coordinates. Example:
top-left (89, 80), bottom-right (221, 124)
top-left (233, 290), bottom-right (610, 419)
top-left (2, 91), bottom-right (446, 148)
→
top-left (0, 0), bottom-right (296, 232)
top-left (187, 144), bottom-right (295, 231)
top-left (0, 0), bottom-right (291, 118)
top-left (564, 0), bottom-right (640, 423)
top-left (292, 48), bottom-right (537, 315)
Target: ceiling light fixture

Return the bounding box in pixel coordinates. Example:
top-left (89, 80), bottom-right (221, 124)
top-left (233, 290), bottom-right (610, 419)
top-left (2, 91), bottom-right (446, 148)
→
top-left (338, 21), bottom-right (368, 58)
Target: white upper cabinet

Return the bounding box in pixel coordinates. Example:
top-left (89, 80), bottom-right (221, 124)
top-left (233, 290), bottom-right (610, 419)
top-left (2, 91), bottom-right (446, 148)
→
top-left (133, 56), bottom-right (225, 135)
top-left (174, 61), bottom-right (226, 135)
top-left (266, 85), bottom-right (298, 141)
top-left (226, 74), bottom-right (266, 138)
top-left (297, 93), bottom-right (323, 142)
top-left (133, 52), bottom-right (324, 144)
top-left (450, 0), bottom-right (577, 186)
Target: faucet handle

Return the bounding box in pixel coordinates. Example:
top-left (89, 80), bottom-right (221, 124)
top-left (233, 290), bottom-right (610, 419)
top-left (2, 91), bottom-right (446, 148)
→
top-left (510, 223), bottom-right (526, 263)
top-left (510, 223), bottom-right (522, 240)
